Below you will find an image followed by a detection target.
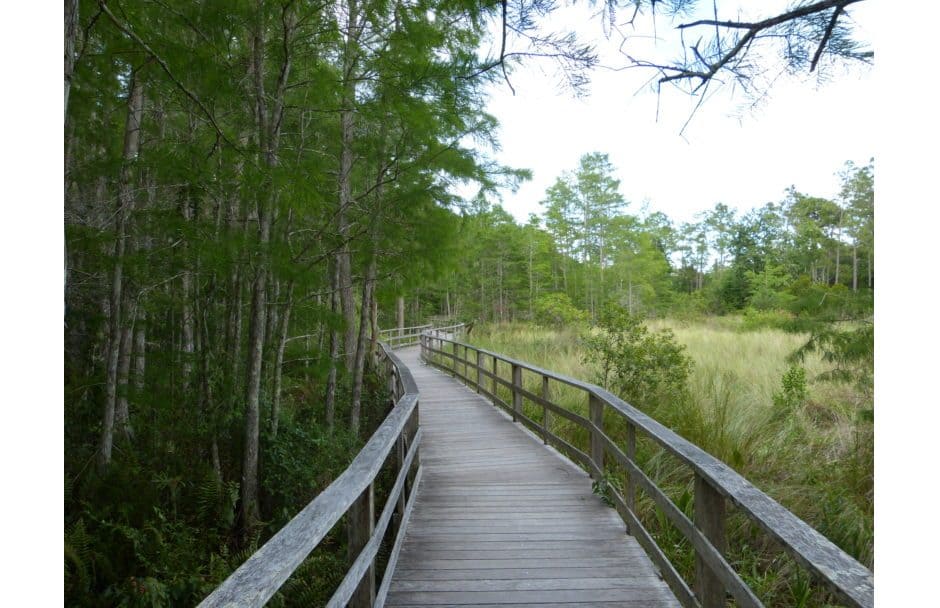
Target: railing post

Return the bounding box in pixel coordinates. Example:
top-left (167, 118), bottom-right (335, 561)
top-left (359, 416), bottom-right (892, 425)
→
top-left (451, 341), bottom-right (458, 377)
top-left (348, 483), bottom-right (375, 608)
top-left (463, 345), bottom-right (469, 380)
top-left (394, 434), bottom-right (407, 532)
top-left (511, 364), bottom-right (522, 422)
top-left (491, 355), bottom-right (497, 398)
top-left (625, 422), bottom-right (636, 527)
top-left (589, 393), bottom-right (604, 478)
top-left (541, 375), bottom-right (551, 444)
top-left (694, 473), bottom-right (727, 608)
top-left (476, 350), bottom-right (484, 393)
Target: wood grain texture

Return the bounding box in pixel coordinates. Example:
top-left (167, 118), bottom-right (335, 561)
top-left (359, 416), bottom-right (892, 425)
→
top-left (385, 347), bottom-right (679, 608)
top-left (199, 343), bottom-right (418, 608)
top-left (421, 335), bottom-right (874, 608)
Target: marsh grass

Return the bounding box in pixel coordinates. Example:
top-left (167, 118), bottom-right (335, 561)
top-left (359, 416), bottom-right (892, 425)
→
top-left (462, 321), bottom-right (873, 607)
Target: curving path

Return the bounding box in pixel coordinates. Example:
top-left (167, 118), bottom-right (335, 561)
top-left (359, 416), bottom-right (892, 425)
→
top-left (385, 346), bottom-right (680, 607)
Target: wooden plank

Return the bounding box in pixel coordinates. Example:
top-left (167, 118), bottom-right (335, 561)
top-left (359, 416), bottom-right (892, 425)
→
top-left (601, 432), bottom-right (761, 607)
top-left (376, 466), bottom-right (424, 608)
top-left (695, 474), bottom-right (729, 608)
top-left (344, 483), bottom-right (375, 608)
top-left (390, 577), bottom-right (671, 593)
top-left (388, 603), bottom-right (678, 608)
top-left (199, 391), bottom-right (418, 606)
top-left (421, 337), bottom-right (872, 607)
top-left (589, 394), bottom-right (604, 477)
top-left (386, 588), bottom-right (675, 605)
top-left (396, 346), bottom-right (681, 607)
top-left (330, 429), bottom-right (423, 607)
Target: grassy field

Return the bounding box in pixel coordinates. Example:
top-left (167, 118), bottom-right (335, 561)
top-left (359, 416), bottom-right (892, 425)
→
top-left (461, 319), bottom-right (873, 607)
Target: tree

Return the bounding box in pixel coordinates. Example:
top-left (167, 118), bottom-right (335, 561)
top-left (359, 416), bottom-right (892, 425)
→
top-left (541, 152), bottom-right (626, 317)
top-left (839, 160), bottom-right (874, 291)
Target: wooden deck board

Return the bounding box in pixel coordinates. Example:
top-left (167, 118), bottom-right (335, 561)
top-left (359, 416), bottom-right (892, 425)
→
top-left (385, 347), bottom-right (679, 607)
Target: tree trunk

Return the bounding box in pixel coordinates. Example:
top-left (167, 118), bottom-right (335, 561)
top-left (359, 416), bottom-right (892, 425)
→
top-left (115, 296), bottom-right (135, 444)
top-left (98, 72), bottom-right (144, 473)
top-left (834, 226), bottom-right (841, 285)
top-left (134, 310), bottom-right (146, 392)
top-left (265, 279), bottom-right (281, 362)
top-left (325, 261), bottom-right (341, 430)
top-left (369, 293), bottom-right (378, 358)
top-left (65, 0), bottom-right (78, 121)
top-left (241, 265), bottom-right (267, 530)
top-left (65, 0), bottom-right (79, 308)
top-left (852, 244), bottom-right (858, 292)
top-left (396, 296), bottom-right (404, 333)
top-left (337, 0), bottom-right (362, 372)
top-left (181, 246), bottom-right (196, 388)
top-left (350, 253), bottom-right (376, 437)
top-left (240, 2), bottom-right (293, 531)
top-left (271, 283), bottom-right (293, 439)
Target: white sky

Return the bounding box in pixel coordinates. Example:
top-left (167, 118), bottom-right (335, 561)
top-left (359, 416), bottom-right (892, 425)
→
top-left (472, 1), bottom-right (875, 225)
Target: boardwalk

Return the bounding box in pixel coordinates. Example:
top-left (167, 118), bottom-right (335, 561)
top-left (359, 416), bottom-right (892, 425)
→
top-left (386, 346), bottom-right (680, 607)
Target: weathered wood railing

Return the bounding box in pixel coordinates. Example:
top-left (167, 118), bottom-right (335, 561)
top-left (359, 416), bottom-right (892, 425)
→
top-left (420, 333), bottom-right (874, 608)
top-left (199, 341), bottom-right (421, 608)
top-left (378, 322), bottom-right (465, 351)
top-left (377, 324), bottom-right (432, 349)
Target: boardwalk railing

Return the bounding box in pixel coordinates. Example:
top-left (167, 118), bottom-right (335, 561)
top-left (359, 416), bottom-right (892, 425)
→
top-left (379, 322), bottom-right (466, 350)
top-left (420, 332), bottom-right (874, 608)
top-left (377, 324), bottom-right (432, 349)
top-left (199, 341), bottom-right (421, 608)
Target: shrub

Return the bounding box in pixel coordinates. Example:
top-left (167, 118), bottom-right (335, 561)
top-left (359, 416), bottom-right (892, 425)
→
top-left (772, 364), bottom-right (808, 416)
top-left (532, 292), bottom-right (588, 328)
top-left (741, 307), bottom-right (793, 331)
top-left (582, 306), bottom-right (693, 412)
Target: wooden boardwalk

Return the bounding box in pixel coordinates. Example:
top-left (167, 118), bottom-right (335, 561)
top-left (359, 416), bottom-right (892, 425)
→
top-left (386, 346), bottom-right (680, 607)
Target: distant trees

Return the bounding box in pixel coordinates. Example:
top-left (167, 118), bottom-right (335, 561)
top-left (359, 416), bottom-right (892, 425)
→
top-left (423, 155), bottom-right (873, 323)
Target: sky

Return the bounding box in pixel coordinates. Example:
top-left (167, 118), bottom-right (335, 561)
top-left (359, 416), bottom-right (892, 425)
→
top-left (469, 1), bottom-right (875, 225)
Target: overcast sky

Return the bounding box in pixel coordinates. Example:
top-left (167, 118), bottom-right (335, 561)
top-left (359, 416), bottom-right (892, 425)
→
top-left (469, 1), bottom-right (875, 225)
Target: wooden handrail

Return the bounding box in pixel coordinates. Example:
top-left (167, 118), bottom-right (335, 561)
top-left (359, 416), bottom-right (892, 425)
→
top-left (420, 333), bottom-right (874, 608)
top-left (377, 324), bottom-right (431, 337)
top-left (199, 342), bottom-right (421, 608)
top-left (380, 322), bottom-right (465, 350)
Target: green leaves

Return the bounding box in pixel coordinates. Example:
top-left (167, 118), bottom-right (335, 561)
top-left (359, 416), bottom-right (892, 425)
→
top-left (582, 306), bottom-right (693, 413)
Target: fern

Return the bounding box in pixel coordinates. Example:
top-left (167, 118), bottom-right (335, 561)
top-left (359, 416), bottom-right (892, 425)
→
top-left (65, 518), bottom-right (92, 596)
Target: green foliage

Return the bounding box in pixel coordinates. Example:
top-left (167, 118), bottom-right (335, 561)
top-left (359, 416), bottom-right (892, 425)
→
top-left (260, 420), bottom-right (361, 531)
top-left (591, 471), bottom-right (624, 508)
top-left (532, 292), bottom-right (588, 328)
top-left (746, 264), bottom-right (795, 311)
top-left (790, 323), bottom-right (873, 391)
top-left (741, 307), bottom-right (794, 332)
top-left (582, 306), bottom-right (692, 412)
top-left (772, 365), bottom-right (808, 417)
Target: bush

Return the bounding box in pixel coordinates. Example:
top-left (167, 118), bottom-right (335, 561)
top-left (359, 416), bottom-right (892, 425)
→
top-left (532, 292), bottom-right (588, 328)
top-left (741, 307), bottom-right (793, 332)
top-left (582, 306), bottom-right (693, 412)
top-left (772, 364), bottom-right (808, 417)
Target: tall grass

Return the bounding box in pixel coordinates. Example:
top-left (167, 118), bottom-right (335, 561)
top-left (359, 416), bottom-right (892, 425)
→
top-left (463, 320), bottom-right (873, 607)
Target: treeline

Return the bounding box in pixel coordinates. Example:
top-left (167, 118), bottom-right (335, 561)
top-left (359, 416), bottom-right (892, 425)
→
top-left (422, 152), bottom-right (874, 327)
top-left (64, 0), bottom-right (521, 604)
